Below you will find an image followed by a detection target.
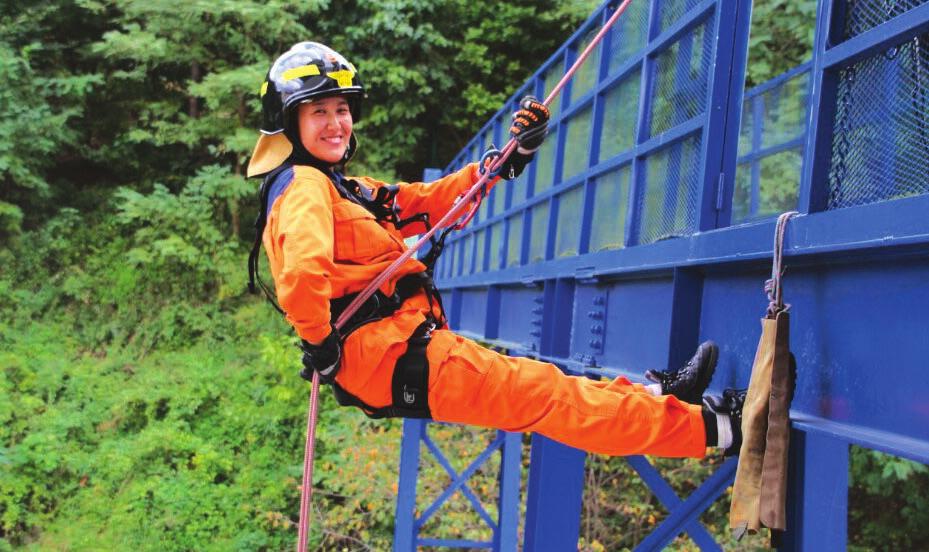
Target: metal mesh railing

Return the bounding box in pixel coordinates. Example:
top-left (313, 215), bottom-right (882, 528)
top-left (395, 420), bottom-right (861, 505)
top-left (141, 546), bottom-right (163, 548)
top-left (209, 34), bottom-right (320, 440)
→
top-left (636, 135), bottom-right (703, 244)
top-left (571, 26), bottom-right (602, 102)
top-left (828, 34), bottom-right (929, 210)
top-left (439, 2), bottom-right (720, 276)
top-left (589, 165), bottom-right (632, 252)
top-left (733, 65), bottom-right (811, 223)
top-left (555, 185), bottom-right (585, 257)
top-left (658, 0), bottom-right (705, 33)
top-left (607, 0), bottom-right (650, 74)
top-left (599, 69), bottom-right (641, 162)
top-left (843, 0), bottom-right (929, 40)
top-left (649, 15), bottom-right (714, 136)
top-left (563, 107), bottom-right (594, 181)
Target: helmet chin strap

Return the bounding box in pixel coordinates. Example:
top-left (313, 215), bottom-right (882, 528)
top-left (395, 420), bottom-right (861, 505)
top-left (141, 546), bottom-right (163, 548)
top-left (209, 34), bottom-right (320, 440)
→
top-left (283, 129), bottom-right (357, 175)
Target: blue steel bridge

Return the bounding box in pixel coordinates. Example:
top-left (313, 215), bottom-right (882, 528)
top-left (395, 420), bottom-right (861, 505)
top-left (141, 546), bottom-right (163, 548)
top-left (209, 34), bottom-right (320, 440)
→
top-left (391, 0), bottom-right (929, 549)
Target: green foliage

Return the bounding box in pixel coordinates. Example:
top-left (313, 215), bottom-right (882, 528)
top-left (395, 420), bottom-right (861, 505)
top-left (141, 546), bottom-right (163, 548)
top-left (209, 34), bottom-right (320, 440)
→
top-left (849, 446), bottom-right (929, 551)
top-left (745, 0), bottom-right (817, 87)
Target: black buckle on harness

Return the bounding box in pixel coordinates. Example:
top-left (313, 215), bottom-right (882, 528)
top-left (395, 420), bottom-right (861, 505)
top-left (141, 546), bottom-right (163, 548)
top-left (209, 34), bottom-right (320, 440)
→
top-left (329, 318), bottom-right (436, 420)
top-left (390, 319), bottom-right (435, 418)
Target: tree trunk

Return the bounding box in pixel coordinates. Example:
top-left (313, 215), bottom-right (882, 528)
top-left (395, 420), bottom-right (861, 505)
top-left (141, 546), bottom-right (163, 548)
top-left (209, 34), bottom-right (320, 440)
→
top-left (189, 61), bottom-right (201, 118)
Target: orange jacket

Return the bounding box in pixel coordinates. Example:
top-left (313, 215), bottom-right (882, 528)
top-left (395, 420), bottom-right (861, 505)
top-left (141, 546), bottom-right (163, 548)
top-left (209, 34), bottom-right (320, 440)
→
top-left (262, 163), bottom-right (492, 344)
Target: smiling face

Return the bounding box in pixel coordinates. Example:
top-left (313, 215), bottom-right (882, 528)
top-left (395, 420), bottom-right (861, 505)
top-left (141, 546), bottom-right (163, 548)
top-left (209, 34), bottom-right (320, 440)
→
top-left (296, 95), bottom-right (354, 164)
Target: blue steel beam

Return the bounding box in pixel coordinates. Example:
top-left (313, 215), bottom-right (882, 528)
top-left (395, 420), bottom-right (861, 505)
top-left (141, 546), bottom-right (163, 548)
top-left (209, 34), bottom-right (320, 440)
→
top-left (494, 431), bottom-right (522, 551)
top-left (748, 94), bottom-right (764, 216)
top-left (821, 3), bottom-right (929, 70)
top-left (438, 193), bottom-right (929, 290)
top-left (420, 433), bottom-right (499, 530)
top-left (798, 0), bottom-right (841, 214)
top-left (781, 430), bottom-right (848, 551)
top-left (394, 419), bottom-right (425, 552)
top-left (702, 0), bottom-right (754, 230)
top-left (633, 457), bottom-right (738, 551)
top-left (523, 435), bottom-right (587, 551)
top-left (737, 137), bottom-right (805, 166)
top-left (625, 455), bottom-right (722, 549)
top-left (415, 432), bottom-right (504, 530)
top-left (417, 538), bottom-right (492, 549)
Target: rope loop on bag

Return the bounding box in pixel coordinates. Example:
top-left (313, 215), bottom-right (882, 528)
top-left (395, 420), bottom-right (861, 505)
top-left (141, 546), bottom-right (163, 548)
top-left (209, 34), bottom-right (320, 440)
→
top-left (765, 211), bottom-right (799, 317)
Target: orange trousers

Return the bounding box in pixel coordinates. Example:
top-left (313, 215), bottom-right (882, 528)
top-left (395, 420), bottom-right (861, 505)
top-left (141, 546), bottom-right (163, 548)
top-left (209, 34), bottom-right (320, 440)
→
top-left (337, 296), bottom-right (706, 458)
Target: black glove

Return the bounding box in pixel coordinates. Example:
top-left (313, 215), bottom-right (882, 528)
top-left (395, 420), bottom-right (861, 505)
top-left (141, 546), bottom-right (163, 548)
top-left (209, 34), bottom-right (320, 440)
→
top-left (480, 146), bottom-right (535, 180)
top-left (510, 95), bottom-right (550, 154)
top-left (299, 325), bottom-right (341, 383)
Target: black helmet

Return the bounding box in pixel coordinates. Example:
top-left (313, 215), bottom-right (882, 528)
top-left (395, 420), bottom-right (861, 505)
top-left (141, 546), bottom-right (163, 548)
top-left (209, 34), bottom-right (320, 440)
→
top-left (269, 41), bottom-right (364, 126)
top-left (259, 70), bottom-right (285, 135)
top-left (248, 42), bottom-right (365, 177)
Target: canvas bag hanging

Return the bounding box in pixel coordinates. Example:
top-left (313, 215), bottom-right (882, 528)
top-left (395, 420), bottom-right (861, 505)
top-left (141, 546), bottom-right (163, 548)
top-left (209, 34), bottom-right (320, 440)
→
top-left (730, 211), bottom-right (798, 540)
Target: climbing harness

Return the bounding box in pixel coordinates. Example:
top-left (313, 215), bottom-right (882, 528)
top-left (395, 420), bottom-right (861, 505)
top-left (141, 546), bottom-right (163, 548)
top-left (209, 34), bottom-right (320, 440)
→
top-left (247, 164), bottom-right (448, 316)
top-left (294, 1), bottom-right (638, 548)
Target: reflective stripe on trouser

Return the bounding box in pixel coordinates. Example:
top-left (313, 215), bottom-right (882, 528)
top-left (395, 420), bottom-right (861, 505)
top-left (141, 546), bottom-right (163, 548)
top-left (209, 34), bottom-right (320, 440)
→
top-left (424, 330), bottom-right (707, 458)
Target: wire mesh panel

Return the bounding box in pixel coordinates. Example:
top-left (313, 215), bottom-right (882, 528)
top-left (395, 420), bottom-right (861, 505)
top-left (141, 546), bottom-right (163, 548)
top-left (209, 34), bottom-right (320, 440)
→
top-left (459, 234), bottom-right (473, 276)
top-left (590, 165), bottom-right (632, 252)
top-left (636, 135), bottom-right (703, 244)
top-left (534, 128), bottom-right (559, 196)
top-left (474, 228), bottom-right (486, 273)
top-left (555, 186), bottom-right (585, 257)
top-left (444, 243), bottom-right (455, 278)
top-left (607, 0), bottom-right (650, 74)
top-left (843, 0), bottom-right (929, 39)
top-left (734, 149), bottom-right (805, 221)
top-left (543, 61), bottom-right (565, 118)
top-left (563, 107), bottom-right (593, 181)
top-left (528, 201), bottom-right (550, 264)
top-left (571, 26), bottom-right (602, 102)
top-left (649, 15), bottom-right (715, 136)
top-left (505, 213), bottom-right (523, 267)
top-left (488, 221), bottom-right (503, 271)
top-left (657, 0), bottom-right (705, 32)
top-left (760, 74), bottom-right (809, 148)
top-left (733, 67), bottom-right (810, 222)
top-left (508, 161), bottom-right (531, 207)
top-left (599, 70), bottom-right (641, 162)
top-left (828, 34), bottom-right (929, 210)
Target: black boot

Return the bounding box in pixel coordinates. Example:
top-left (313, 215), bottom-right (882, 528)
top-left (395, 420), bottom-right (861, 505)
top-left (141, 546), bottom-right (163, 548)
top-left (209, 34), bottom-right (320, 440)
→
top-left (702, 388), bottom-right (746, 456)
top-left (645, 341), bottom-right (718, 404)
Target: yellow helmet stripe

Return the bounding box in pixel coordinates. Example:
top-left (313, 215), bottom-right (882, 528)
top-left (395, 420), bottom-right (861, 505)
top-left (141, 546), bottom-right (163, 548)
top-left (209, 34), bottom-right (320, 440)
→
top-left (282, 64), bottom-right (322, 81)
top-left (327, 69), bottom-right (355, 88)
top-left (260, 81), bottom-right (268, 97)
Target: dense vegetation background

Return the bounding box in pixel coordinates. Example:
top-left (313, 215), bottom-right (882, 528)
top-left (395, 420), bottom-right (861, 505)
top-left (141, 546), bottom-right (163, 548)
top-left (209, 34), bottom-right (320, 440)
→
top-left (2, 0), bottom-right (927, 550)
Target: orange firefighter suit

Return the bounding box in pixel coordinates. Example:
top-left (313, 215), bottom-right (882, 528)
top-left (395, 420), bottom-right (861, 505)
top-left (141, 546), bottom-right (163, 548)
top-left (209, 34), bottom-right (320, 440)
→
top-left (262, 163), bottom-right (706, 457)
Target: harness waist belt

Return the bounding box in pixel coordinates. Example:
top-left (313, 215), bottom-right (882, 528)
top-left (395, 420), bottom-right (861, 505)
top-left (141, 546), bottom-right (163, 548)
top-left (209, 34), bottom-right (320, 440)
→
top-left (329, 271), bottom-right (441, 340)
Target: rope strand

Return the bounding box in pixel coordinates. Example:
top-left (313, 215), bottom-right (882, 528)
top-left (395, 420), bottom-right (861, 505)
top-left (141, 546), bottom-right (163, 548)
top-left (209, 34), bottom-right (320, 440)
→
top-left (766, 211), bottom-right (799, 317)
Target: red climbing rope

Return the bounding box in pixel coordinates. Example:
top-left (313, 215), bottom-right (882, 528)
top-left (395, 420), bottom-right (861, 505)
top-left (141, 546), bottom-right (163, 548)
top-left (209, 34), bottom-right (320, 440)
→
top-left (296, 1), bottom-right (636, 548)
